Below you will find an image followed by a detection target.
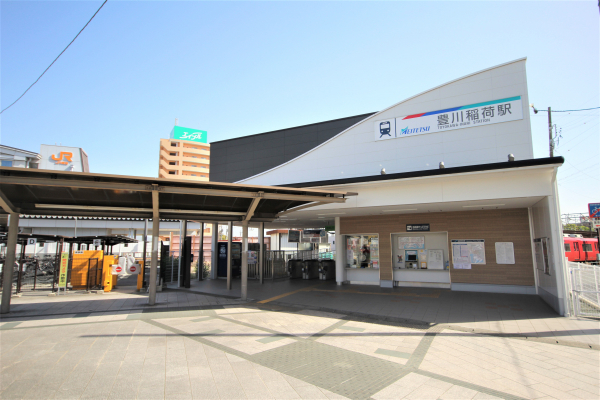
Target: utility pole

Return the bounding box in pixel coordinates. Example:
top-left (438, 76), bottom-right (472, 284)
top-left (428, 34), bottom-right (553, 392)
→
top-left (548, 107), bottom-right (553, 157)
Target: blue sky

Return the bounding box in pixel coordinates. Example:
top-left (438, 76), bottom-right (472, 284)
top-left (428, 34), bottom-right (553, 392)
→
top-left (1, 0), bottom-right (598, 214)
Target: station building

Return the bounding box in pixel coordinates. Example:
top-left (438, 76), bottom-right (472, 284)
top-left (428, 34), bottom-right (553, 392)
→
top-left (210, 58), bottom-right (569, 315)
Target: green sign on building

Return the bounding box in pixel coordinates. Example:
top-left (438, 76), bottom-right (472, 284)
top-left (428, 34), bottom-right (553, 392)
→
top-left (170, 126), bottom-right (207, 143)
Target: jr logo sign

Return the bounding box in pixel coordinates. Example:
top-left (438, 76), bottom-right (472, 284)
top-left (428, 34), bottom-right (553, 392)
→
top-left (50, 152), bottom-right (73, 165)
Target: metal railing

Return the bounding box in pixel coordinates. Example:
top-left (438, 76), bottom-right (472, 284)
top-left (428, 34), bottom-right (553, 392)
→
top-left (158, 250), bottom-right (212, 284)
top-left (567, 261), bottom-right (600, 318)
top-left (0, 254), bottom-right (60, 294)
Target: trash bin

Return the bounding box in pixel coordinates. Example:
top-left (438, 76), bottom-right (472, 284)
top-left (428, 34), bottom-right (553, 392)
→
top-left (302, 260), bottom-right (319, 280)
top-left (288, 259), bottom-right (303, 279)
top-left (319, 260), bottom-right (336, 280)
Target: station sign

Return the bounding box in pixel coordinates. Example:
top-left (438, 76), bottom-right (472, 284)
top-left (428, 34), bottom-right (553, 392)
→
top-left (27, 238), bottom-right (37, 246)
top-left (375, 96), bottom-right (523, 141)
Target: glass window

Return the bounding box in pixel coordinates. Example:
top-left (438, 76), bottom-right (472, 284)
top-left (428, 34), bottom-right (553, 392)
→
top-left (1, 160), bottom-right (13, 167)
top-left (346, 235), bottom-right (379, 268)
top-left (582, 243), bottom-right (592, 252)
top-left (564, 243), bottom-right (571, 252)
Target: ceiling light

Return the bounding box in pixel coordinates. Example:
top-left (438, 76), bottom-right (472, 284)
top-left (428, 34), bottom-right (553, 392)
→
top-left (382, 208), bottom-right (418, 212)
top-left (462, 204), bottom-right (505, 208)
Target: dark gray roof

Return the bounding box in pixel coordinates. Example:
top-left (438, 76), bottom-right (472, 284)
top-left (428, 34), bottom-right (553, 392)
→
top-left (210, 113), bottom-right (376, 183)
top-left (0, 167), bottom-right (348, 222)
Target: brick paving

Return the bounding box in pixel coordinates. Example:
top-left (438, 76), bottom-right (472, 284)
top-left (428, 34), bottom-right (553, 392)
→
top-left (0, 282), bottom-right (599, 399)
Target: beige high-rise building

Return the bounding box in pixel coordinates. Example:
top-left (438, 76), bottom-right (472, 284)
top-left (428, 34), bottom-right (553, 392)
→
top-left (159, 126), bottom-right (210, 181)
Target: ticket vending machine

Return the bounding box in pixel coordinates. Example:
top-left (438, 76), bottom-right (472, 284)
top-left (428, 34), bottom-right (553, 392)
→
top-left (405, 250), bottom-right (419, 269)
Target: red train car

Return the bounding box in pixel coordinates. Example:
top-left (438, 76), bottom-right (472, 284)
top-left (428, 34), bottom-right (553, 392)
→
top-left (564, 236), bottom-right (599, 263)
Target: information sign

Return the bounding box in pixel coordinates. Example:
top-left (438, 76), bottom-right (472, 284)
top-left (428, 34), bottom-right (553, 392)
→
top-left (27, 238), bottom-right (37, 246)
top-left (288, 230), bottom-right (300, 243)
top-left (451, 239), bottom-right (486, 266)
top-left (93, 239), bottom-right (102, 247)
top-left (58, 252), bottom-right (69, 288)
top-left (407, 224), bottom-right (430, 232)
top-left (589, 203), bottom-right (600, 219)
top-left (248, 251), bottom-right (257, 264)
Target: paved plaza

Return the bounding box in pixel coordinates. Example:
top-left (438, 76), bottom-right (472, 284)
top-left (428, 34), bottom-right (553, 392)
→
top-left (1, 282), bottom-right (599, 400)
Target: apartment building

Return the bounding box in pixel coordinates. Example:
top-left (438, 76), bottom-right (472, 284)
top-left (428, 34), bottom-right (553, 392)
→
top-left (159, 126), bottom-right (210, 181)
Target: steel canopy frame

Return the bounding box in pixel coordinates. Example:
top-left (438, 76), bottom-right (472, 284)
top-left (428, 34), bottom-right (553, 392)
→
top-left (0, 167), bottom-right (349, 311)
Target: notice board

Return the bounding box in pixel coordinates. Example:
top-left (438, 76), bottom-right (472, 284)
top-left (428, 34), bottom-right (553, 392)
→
top-left (451, 239), bottom-right (486, 269)
top-left (495, 242), bottom-right (515, 264)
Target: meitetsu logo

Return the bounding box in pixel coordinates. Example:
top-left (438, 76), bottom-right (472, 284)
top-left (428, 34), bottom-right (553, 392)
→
top-left (400, 126), bottom-right (430, 135)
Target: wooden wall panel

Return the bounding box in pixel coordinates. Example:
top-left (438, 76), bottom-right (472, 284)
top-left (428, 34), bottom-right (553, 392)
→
top-left (340, 208), bottom-right (534, 286)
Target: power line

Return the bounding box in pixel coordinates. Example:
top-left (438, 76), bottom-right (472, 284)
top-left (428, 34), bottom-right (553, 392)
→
top-left (532, 106), bottom-right (600, 113)
top-left (0, 0), bottom-right (108, 115)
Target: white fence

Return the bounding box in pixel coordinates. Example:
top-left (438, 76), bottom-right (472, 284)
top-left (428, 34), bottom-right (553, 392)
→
top-left (567, 261), bottom-right (600, 318)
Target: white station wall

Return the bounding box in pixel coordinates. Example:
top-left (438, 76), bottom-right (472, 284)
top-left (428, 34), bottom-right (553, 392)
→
top-left (241, 58), bottom-right (532, 186)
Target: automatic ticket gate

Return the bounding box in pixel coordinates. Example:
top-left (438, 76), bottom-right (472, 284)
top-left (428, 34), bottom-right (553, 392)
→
top-left (319, 260), bottom-right (336, 280)
top-left (288, 259), bottom-right (303, 279)
top-left (302, 260), bottom-right (319, 280)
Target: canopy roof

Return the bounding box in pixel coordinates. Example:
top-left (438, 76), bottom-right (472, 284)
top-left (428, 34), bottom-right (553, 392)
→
top-left (0, 167), bottom-right (348, 222)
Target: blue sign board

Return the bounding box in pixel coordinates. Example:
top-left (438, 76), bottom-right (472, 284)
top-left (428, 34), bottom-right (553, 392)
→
top-left (589, 203), bottom-right (600, 218)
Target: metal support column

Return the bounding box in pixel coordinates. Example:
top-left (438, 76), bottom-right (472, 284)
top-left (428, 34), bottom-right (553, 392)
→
top-left (142, 219), bottom-right (148, 287)
top-left (227, 221), bottom-right (233, 290)
top-left (335, 216), bottom-right (344, 286)
top-left (1, 213), bottom-right (20, 314)
top-left (178, 219), bottom-right (187, 287)
top-left (148, 191), bottom-right (160, 306)
top-left (211, 223), bottom-right (218, 279)
top-left (259, 222), bottom-right (264, 284)
top-left (199, 223), bottom-right (204, 280)
top-left (241, 220), bottom-right (249, 300)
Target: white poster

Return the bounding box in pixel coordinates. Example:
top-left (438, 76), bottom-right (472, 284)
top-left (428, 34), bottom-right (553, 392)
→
top-left (427, 250), bottom-right (444, 270)
top-left (398, 236), bottom-right (425, 249)
top-left (375, 96), bottom-right (523, 141)
top-left (495, 242), bottom-right (515, 264)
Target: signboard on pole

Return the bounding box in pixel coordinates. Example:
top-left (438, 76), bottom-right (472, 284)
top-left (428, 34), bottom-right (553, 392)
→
top-left (592, 219), bottom-right (600, 230)
top-left (288, 230), bottom-right (300, 243)
top-left (58, 252), bottom-right (69, 289)
top-left (588, 203), bottom-right (600, 219)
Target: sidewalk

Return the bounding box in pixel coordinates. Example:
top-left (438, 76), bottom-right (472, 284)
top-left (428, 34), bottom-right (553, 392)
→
top-left (1, 286), bottom-right (598, 400)
top-left (168, 278), bottom-right (600, 349)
